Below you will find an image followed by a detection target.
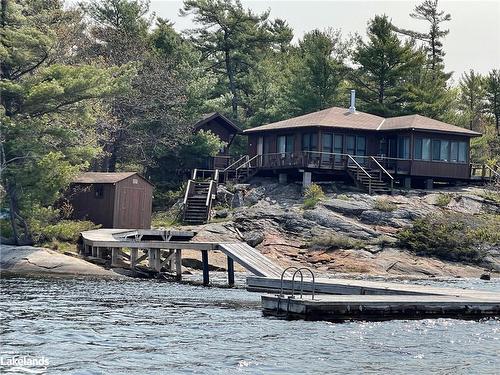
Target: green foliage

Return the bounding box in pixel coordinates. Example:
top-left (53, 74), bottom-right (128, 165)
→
top-left (397, 213), bottom-right (497, 263)
top-left (181, 130), bottom-right (226, 165)
top-left (477, 189), bottom-right (500, 204)
top-left (38, 220), bottom-right (99, 243)
top-left (151, 210), bottom-right (182, 228)
top-left (351, 15), bottom-right (424, 116)
top-left (311, 234), bottom-right (366, 250)
top-left (373, 198), bottom-right (398, 212)
top-left (435, 193), bottom-right (453, 207)
top-left (303, 183), bottom-right (324, 209)
top-left (459, 69), bottom-right (486, 131)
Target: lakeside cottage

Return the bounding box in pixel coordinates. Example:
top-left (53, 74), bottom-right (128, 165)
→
top-left (240, 92), bottom-right (482, 191)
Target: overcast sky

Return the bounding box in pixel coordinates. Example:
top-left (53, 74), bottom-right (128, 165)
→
top-left (150, 0), bottom-right (500, 83)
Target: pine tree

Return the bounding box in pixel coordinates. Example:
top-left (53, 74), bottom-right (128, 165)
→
top-left (181, 0), bottom-right (287, 121)
top-left (0, 0), bottom-right (131, 244)
top-left (459, 70), bottom-right (486, 131)
top-left (485, 69), bottom-right (500, 135)
top-left (395, 0), bottom-right (451, 72)
top-left (286, 29), bottom-right (346, 115)
top-left (351, 15), bottom-right (423, 116)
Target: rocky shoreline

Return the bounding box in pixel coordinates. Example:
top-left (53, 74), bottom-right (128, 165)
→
top-left (2, 180), bottom-right (498, 280)
top-left (184, 179), bottom-right (500, 279)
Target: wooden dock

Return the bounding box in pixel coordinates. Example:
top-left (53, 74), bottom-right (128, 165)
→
top-left (80, 229), bottom-right (500, 321)
top-left (261, 294), bottom-right (500, 321)
top-left (79, 229), bottom-right (281, 286)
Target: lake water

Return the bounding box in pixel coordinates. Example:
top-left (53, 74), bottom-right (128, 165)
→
top-left (1, 274), bottom-right (499, 374)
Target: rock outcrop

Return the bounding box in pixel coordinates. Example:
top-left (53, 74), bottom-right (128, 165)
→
top-left (184, 179), bottom-right (500, 278)
top-left (1, 245), bottom-right (123, 278)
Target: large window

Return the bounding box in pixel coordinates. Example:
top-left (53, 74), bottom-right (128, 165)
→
top-left (418, 138), bottom-right (467, 163)
top-left (458, 142), bottom-right (467, 162)
top-left (334, 134), bottom-right (343, 154)
top-left (302, 133), bottom-right (318, 151)
top-left (356, 136), bottom-right (366, 156)
top-left (450, 142), bottom-right (458, 162)
top-left (346, 136), bottom-right (356, 155)
top-left (277, 135), bottom-right (294, 154)
top-left (322, 133), bottom-right (343, 154)
top-left (440, 140), bottom-right (450, 161)
top-left (398, 137), bottom-right (410, 159)
top-left (414, 138), bottom-right (431, 160)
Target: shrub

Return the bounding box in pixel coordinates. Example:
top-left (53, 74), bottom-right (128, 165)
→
top-left (311, 234), bottom-right (366, 250)
top-left (336, 194), bottom-right (350, 201)
top-left (303, 183), bottom-right (324, 209)
top-left (396, 213), bottom-right (497, 263)
top-left (39, 220), bottom-right (99, 243)
top-left (478, 189), bottom-right (500, 204)
top-left (151, 210), bottom-right (182, 228)
top-left (373, 197), bottom-right (397, 212)
top-left (435, 193), bottom-right (452, 207)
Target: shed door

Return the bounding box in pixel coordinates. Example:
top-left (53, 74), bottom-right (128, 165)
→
top-left (116, 187), bottom-right (145, 228)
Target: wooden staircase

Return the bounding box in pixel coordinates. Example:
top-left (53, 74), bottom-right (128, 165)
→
top-left (346, 156), bottom-right (394, 195)
top-left (183, 170), bottom-right (218, 224)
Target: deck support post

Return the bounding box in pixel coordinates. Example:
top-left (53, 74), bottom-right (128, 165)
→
top-left (202, 250), bottom-right (209, 286)
top-left (148, 249), bottom-right (161, 272)
top-left (111, 248), bottom-right (119, 267)
top-left (96, 247), bottom-right (104, 259)
top-left (227, 256), bottom-right (235, 287)
top-left (130, 248), bottom-right (138, 269)
top-left (302, 171), bottom-right (312, 188)
top-left (175, 249), bottom-right (182, 281)
top-left (278, 173), bottom-right (287, 184)
top-left (425, 178), bottom-right (433, 190)
top-left (403, 177), bottom-right (411, 189)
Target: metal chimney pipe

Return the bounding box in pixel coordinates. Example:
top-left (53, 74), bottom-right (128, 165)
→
top-left (349, 90), bottom-right (356, 113)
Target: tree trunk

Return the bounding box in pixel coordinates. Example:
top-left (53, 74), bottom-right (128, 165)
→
top-left (6, 181), bottom-right (33, 245)
top-left (225, 49), bottom-right (238, 120)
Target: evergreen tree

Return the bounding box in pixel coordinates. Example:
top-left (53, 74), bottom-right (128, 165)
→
top-left (286, 29), bottom-right (346, 115)
top-left (395, 0), bottom-right (451, 72)
top-left (82, 0), bottom-right (200, 173)
top-left (351, 15), bottom-right (423, 116)
top-left (459, 69), bottom-right (486, 131)
top-left (485, 69), bottom-right (500, 135)
top-left (0, 0), bottom-right (131, 244)
top-left (181, 0), bottom-right (288, 121)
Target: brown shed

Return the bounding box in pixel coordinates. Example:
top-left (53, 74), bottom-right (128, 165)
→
top-left (68, 172), bottom-right (153, 229)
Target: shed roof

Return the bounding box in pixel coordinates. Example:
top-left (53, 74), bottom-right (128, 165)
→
top-left (243, 107), bottom-right (481, 136)
top-left (73, 172), bottom-right (153, 185)
top-left (194, 112), bottom-right (241, 133)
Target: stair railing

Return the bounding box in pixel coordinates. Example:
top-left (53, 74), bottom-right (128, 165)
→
top-left (347, 155), bottom-right (373, 194)
top-left (222, 155), bottom-right (248, 182)
top-left (371, 156), bottom-right (394, 192)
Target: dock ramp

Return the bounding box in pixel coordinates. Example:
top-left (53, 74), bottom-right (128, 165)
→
top-left (218, 243), bottom-right (282, 278)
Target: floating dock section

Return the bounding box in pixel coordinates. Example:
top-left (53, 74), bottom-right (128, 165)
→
top-left (261, 294), bottom-right (500, 321)
top-left (252, 275), bottom-right (500, 321)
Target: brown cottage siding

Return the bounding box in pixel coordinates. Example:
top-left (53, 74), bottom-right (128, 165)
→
top-left (408, 131), bottom-right (471, 179)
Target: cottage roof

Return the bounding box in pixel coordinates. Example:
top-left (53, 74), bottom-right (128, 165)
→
top-left (194, 112), bottom-right (241, 133)
top-left (382, 114), bottom-right (481, 135)
top-left (243, 107), bottom-right (481, 137)
top-left (73, 172), bottom-right (153, 185)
